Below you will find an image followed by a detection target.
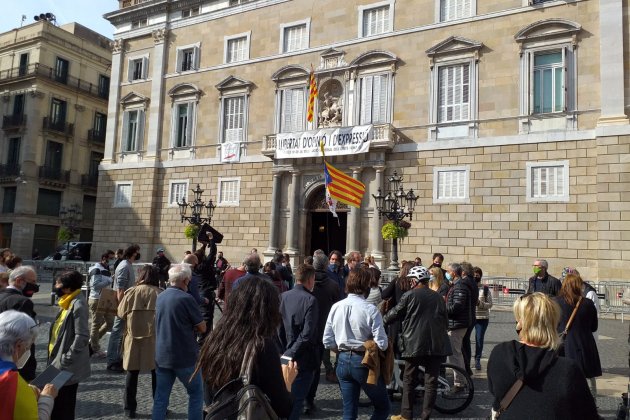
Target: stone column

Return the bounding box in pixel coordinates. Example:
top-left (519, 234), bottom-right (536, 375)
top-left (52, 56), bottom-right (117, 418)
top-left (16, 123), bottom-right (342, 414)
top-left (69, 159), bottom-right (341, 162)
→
top-left (104, 39), bottom-right (124, 163)
top-left (286, 170), bottom-right (301, 253)
top-left (265, 170), bottom-right (284, 254)
top-left (371, 166), bottom-right (385, 262)
top-left (146, 28), bottom-right (168, 158)
top-left (347, 166), bottom-right (363, 253)
top-left (598, 0), bottom-right (629, 125)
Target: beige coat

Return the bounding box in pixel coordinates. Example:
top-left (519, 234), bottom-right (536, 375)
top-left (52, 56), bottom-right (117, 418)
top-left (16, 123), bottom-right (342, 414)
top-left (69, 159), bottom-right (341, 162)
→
top-left (117, 284), bottom-right (161, 372)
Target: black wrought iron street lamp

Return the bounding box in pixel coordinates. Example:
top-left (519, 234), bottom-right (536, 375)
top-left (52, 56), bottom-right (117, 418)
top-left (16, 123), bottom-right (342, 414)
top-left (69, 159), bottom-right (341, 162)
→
top-left (177, 184), bottom-right (216, 250)
top-left (372, 171), bottom-right (418, 271)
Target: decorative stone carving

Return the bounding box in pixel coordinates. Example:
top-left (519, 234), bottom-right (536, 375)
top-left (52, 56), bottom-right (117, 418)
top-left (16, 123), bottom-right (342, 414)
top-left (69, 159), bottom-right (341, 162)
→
top-left (318, 48), bottom-right (347, 70)
top-left (110, 39), bottom-right (124, 54)
top-left (152, 28), bottom-right (168, 44)
top-left (318, 79), bottom-right (344, 128)
top-left (74, 104), bottom-right (85, 112)
top-left (303, 174), bottom-right (323, 191)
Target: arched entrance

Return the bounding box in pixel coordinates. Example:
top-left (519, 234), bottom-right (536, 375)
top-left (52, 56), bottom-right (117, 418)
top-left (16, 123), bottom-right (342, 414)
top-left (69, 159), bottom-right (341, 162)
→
top-left (306, 186), bottom-right (348, 256)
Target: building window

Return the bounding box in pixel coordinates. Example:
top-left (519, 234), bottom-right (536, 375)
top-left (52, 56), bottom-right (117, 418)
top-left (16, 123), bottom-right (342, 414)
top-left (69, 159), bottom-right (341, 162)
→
top-left (225, 34), bottom-right (250, 63)
top-left (222, 96), bottom-right (246, 143)
top-left (280, 87), bottom-right (306, 133)
top-left (7, 138), bottom-right (20, 168)
top-left (121, 109), bottom-right (144, 152)
top-left (440, 0), bottom-right (472, 22)
top-left (93, 112), bottom-right (107, 138)
top-left (359, 74), bottom-right (390, 124)
top-left (128, 57), bottom-right (148, 81)
top-left (18, 53), bottom-right (28, 76)
top-left (172, 102), bottom-right (195, 148)
top-left (281, 21), bottom-right (309, 53)
top-left (114, 182), bottom-right (133, 208)
top-left (131, 18), bottom-right (148, 29)
top-left (168, 180), bottom-right (188, 206)
top-left (230, 0), bottom-right (256, 5)
top-left (360, 2), bottom-right (393, 37)
top-left (54, 57), bottom-right (69, 84)
top-left (433, 166), bottom-right (470, 203)
top-left (2, 187), bottom-right (16, 214)
top-left (44, 141), bottom-right (63, 175)
top-left (0, 224), bottom-right (11, 248)
top-left (526, 161), bottom-right (569, 202)
top-left (176, 44), bottom-right (200, 72)
top-left (98, 75), bottom-right (110, 99)
top-left (218, 178), bottom-right (240, 206)
top-left (438, 64), bottom-right (469, 123)
top-left (532, 51), bottom-right (564, 114)
top-left (36, 189), bottom-right (62, 216)
top-left (182, 7), bottom-right (200, 17)
top-left (50, 98), bottom-right (67, 125)
top-left (13, 94), bottom-right (24, 116)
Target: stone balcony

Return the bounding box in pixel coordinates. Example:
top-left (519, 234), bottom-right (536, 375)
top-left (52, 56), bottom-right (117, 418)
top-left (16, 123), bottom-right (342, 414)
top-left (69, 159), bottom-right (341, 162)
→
top-left (262, 123), bottom-right (398, 158)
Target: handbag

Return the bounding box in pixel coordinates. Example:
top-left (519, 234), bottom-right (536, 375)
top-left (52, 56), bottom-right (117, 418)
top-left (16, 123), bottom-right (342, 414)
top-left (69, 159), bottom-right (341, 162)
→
top-left (491, 378), bottom-right (524, 419)
top-left (559, 297), bottom-right (582, 341)
top-left (205, 341), bottom-right (279, 420)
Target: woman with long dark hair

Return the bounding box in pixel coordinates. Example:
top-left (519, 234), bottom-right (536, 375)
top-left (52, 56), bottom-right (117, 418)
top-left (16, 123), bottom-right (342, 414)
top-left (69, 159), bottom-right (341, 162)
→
top-left (118, 264), bottom-right (161, 418)
top-left (196, 276), bottom-right (297, 418)
top-left (380, 262), bottom-right (414, 354)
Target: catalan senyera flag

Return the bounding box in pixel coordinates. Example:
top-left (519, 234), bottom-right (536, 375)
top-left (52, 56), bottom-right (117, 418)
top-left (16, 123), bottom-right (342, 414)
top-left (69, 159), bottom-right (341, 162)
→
top-left (324, 161), bottom-right (366, 208)
top-left (307, 68), bottom-right (317, 122)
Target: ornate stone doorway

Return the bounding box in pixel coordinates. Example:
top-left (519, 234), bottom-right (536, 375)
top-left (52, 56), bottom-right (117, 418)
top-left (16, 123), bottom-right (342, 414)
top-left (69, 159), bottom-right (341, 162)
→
top-left (306, 186), bottom-right (348, 256)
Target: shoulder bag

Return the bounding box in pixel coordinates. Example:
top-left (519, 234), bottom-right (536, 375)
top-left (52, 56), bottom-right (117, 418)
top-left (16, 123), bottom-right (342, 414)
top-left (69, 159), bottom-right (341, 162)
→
top-left (205, 341), bottom-right (279, 420)
top-left (560, 297), bottom-right (583, 341)
top-left (491, 378), bottom-right (524, 419)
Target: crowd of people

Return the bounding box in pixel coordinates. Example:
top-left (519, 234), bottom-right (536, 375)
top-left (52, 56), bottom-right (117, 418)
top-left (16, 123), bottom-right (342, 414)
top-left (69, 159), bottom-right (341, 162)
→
top-left (0, 244), bottom-right (607, 419)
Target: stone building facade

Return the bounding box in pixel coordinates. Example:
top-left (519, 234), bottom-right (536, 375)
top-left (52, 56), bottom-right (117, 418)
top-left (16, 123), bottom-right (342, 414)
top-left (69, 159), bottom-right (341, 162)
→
top-left (97, 0), bottom-right (629, 280)
top-left (0, 21), bottom-right (111, 257)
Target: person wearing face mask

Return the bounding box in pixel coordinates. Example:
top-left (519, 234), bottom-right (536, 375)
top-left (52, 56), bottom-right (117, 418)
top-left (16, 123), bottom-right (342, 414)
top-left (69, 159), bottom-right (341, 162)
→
top-left (526, 259), bottom-right (561, 296)
top-left (0, 310), bottom-right (58, 420)
top-left (181, 254), bottom-right (209, 306)
top-left (153, 264), bottom-right (206, 420)
top-left (428, 253), bottom-right (447, 279)
top-left (48, 270), bottom-right (91, 420)
top-left (327, 250), bottom-right (345, 299)
top-left (473, 267), bottom-right (492, 371)
top-left (87, 251), bottom-right (115, 359)
top-left (0, 266), bottom-right (39, 381)
top-left (278, 264), bottom-right (319, 419)
top-left (444, 262), bottom-right (471, 394)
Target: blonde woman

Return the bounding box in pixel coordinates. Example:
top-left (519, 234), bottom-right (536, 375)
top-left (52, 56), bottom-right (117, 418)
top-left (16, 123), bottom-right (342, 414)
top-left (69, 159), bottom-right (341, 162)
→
top-left (487, 293), bottom-right (598, 419)
top-left (428, 267), bottom-right (449, 298)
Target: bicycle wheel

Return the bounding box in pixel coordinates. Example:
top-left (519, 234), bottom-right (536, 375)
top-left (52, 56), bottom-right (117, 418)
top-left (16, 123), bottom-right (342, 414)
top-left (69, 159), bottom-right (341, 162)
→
top-left (433, 362), bottom-right (474, 414)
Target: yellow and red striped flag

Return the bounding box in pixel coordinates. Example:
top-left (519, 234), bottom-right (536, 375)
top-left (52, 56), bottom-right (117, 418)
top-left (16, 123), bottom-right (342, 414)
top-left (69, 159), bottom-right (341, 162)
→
top-left (324, 161), bottom-right (365, 208)
top-left (307, 68), bottom-right (317, 122)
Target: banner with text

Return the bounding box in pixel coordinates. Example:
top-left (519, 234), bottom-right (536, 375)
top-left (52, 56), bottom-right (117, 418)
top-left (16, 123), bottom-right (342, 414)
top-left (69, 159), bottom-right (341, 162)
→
top-left (275, 125), bottom-right (373, 159)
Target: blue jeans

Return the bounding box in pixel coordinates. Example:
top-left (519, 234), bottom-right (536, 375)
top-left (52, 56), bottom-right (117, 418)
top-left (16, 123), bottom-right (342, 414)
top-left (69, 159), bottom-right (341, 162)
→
top-left (152, 365), bottom-right (203, 420)
top-left (289, 369), bottom-right (315, 420)
top-left (336, 352), bottom-right (390, 420)
top-left (106, 316), bottom-right (125, 366)
top-left (474, 319), bottom-right (489, 361)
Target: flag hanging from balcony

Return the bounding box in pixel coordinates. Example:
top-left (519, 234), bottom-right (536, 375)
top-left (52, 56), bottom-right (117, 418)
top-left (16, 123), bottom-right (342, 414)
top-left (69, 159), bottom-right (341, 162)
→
top-left (307, 67), bottom-right (317, 123)
top-left (320, 140), bottom-right (365, 210)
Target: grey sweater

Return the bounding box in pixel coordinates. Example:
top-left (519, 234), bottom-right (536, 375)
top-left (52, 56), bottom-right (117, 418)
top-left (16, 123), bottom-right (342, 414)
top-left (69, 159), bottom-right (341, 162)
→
top-left (475, 286), bottom-right (493, 320)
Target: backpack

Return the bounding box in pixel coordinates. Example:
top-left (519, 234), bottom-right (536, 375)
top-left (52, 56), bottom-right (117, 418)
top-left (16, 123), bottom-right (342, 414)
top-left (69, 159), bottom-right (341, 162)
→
top-left (205, 341), bottom-right (279, 420)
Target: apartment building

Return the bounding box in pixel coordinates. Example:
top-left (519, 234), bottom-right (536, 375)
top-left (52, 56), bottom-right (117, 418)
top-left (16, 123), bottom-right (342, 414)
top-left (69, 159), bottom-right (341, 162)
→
top-left (0, 21), bottom-right (111, 257)
top-left (97, 0), bottom-right (628, 280)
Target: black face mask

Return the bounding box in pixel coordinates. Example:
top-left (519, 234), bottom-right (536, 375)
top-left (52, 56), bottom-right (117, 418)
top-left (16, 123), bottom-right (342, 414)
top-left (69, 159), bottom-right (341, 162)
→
top-left (474, 276), bottom-right (481, 283)
top-left (22, 282), bottom-right (40, 297)
top-left (433, 262), bottom-right (441, 267)
top-left (136, 253), bottom-right (141, 261)
top-left (54, 287), bottom-right (65, 298)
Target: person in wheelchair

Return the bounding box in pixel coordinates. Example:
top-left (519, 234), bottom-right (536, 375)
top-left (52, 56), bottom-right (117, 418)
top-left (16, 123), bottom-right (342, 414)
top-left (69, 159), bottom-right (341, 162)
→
top-left (383, 266), bottom-right (452, 420)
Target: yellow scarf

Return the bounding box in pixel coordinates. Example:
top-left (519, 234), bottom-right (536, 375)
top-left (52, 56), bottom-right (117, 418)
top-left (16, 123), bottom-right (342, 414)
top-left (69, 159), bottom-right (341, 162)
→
top-left (49, 289), bottom-right (82, 355)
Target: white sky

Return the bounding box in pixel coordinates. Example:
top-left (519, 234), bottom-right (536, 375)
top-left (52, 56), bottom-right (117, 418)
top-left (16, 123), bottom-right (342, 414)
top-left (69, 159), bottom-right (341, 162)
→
top-left (2, 0), bottom-right (115, 39)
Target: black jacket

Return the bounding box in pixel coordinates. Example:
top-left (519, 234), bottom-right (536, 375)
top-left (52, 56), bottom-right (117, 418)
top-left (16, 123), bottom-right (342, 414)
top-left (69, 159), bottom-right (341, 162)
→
top-left (527, 273), bottom-right (561, 296)
top-left (383, 286), bottom-right (452, 358)
top-left (0, 288), bottom-right (36, 318)
top-left (278, 285), bottom-right (319, 370)
top-left (488, 340), bottom-right (598, 420)
top-left (461, 275), bottom-right (478, 326)
top-left (312, 270), bottom-right (340, 341)
top-left (446, 278), bottom-right (472, 330)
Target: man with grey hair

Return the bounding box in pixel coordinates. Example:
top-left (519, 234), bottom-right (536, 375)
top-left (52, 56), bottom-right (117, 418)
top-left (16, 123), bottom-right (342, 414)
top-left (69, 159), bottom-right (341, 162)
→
top-left (0, 265), bottom-right (38, 380)
top-left (232, 252), bottom-right (271, 290)
top-left (153, 264), bottom-right (206, 420)
top-left (527, 258), bottom-right (561, 296)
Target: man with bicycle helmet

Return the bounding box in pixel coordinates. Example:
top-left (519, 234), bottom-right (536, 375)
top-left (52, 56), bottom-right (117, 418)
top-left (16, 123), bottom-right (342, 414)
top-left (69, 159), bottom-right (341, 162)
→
top-left (383, 266), bottom-right (452, 420)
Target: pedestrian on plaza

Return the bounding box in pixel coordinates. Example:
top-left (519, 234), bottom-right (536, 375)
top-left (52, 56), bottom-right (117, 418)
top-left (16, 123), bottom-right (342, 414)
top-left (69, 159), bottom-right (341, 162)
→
top-left (304, 253), bottom-right (341, 413)
top-left (0, 249), bottom-right (12, 273)
top-left (445, 262), bottom-right (471, 393)
top-left (152, 264), bottom-right (206, 420)
top-left (555, 273), bottom-right (602, 395)
top-left (487, 293), bottom-right (598, 419)
top-left (328, 250), bottom-right (346, 299)
top-left (217, 256), bottom-right (247, 308)
top-left (460, 261), bottom-right (478, 376)
top-left (384, 266), bottom-right (452, 420)
top-left (88, 251), bottom-right (115, 358)
top-left (0, 266), bottom-right (40, 381)
top-left (428, 266), bottom-right (449, 298)
top-left (366, 267), bottom-right (383, 307)
top-left (118, 265), bottom-right (161, 419)
top-left (278, 264), bottom-right (319, 420)
top-left (414, 257), bottom-right (422, 267)
top-left (152, 248), bottom-right (171, 289)
top-left (215, 251), bottom-right (229, 278)
top-left (6, 255), bottom-right (23, 271)
top-left (343, 251), bottom-right (362, 279)
top-left (194, 241), bottom-right (218, 336)
top-left (428, 253), bottom-right (446, 278)
top-left (381, 261), bottom-right (414, 356)
top-left (323, 266), bottom-right (391, 420)
top-left (527, 259), bottom-right (561, 296)
top-left (113, 248), bottom-right (124, 272)
top-left (0, 310), bottom-right (58, 420)
top-left (48, 270), bottom-right (91, 420)
top-left (231, 253), bottom-right (270, 289)
top-left (196, 276), bottom-right (296, 418)
top-left (473, 267), bottom-right (492, 371)
top-left (182, 254), bottom-right (209, 306)
top-left (263, 261), bottom-right (288, 293)
top-left (107, 244), bottom-right (141, 373)
top-left (562, 267), bottom-right (600, 340)
top-left (0, 272), bottom-right (8, 290)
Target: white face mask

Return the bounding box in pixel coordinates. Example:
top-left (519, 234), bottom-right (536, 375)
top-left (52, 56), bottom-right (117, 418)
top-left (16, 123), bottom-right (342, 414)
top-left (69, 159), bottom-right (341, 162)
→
top-left (16, 346), bottom-right (31, 369)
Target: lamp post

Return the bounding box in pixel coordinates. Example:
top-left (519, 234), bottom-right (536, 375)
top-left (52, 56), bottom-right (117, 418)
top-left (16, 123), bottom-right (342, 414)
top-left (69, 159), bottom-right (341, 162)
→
top-left (177, 184), bottom-right (216, 251)
top-left (372, 171), bottom-right (418, 271)
top-left (59, 204), bottom-right (82, 255)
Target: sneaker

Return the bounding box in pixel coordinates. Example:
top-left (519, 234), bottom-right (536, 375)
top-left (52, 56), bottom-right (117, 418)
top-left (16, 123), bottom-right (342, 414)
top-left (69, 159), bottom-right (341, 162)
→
top-left (391, 415), bottom-right (411, 420)
top-left (475, 360), bottom-right (481, 370)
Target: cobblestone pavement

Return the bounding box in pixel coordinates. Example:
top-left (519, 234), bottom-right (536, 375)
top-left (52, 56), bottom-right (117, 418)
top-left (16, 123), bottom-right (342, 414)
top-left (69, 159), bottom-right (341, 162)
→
top-left (32, 293), bottom-right (628, 419)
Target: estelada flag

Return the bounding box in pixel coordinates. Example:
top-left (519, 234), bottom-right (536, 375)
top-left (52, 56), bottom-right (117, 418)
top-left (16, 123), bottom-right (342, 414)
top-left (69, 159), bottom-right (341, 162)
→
top-left (324, 161), bottom-right (365, 208)
top-left (307, 68), bottom-right (317, 122)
